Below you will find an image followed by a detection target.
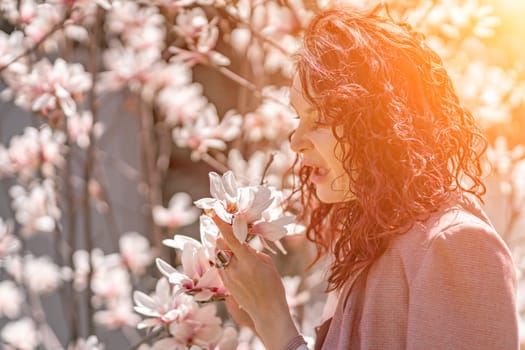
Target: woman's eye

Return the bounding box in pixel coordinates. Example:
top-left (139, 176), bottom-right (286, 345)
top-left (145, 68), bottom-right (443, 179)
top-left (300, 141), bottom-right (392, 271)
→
top-left (312, 120), bottom-right (330, 128)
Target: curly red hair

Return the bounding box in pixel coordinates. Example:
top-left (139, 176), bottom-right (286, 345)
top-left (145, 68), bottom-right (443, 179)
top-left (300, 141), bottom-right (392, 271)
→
top-left (291, 6), bottom-right (487, 291)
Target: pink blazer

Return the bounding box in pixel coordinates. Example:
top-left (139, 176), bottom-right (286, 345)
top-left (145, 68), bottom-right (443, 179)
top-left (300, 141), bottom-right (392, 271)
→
top-left (317, 195), bottom-right (519, 349)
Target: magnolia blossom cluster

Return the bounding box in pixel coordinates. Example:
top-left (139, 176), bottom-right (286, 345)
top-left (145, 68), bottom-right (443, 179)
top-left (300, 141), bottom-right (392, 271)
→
top-left (3, 57), bottom-right (92, 125)
top-left (486, 137), bottom-right (525, 198)
top-left (153, 192), bottom-right (200, 230)
top-left (152, 171), bottom-right (297, 304)
top-left (71, 232), bottom-right (154, 329)
top-left (227, 0), bottom-right (307, 77)
top-left (195, 171), bottom-right (295, 251)
top-left (9, 179), bottom-right (61, 236)
top-left (405, 0), bottom-right (500, 41)
top-left (134, 278), bottom-right (229, 349)
top-left (1, 0), bottom-right (107, 48)
top-left (133, 171), bottom-right (299, 348)
top-left (0, 125), bottom-right (65, 181)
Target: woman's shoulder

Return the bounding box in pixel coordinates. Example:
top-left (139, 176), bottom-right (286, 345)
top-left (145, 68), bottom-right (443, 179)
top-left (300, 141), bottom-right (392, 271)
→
top-left (385, 193), bottom-right (515, 284)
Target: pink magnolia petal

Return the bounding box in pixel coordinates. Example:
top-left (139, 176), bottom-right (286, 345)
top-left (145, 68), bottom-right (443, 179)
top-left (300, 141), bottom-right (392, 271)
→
top-left (194, 289), bottom-right (214, 301)
top-left (196, 268), bottom-right (223, 290)
top-left (251, 221), bottom-right (287, 241)
top-left (232, 216), bottom-right (248, 243)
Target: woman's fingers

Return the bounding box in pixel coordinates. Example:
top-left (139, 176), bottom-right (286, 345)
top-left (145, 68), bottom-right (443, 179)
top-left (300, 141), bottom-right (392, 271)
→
top-left (212, 215), bottom-right (245, 256)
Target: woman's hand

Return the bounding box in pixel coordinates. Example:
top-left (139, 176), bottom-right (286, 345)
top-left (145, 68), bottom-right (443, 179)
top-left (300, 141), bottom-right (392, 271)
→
top-left (224, 295), bottom-right (254, 330)
top-left (213, 215), bottom-right (300, 350)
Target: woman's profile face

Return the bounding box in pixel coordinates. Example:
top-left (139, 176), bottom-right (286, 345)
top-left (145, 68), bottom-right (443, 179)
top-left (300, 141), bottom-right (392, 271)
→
top-left (289, 74), bottom-right (354, 203)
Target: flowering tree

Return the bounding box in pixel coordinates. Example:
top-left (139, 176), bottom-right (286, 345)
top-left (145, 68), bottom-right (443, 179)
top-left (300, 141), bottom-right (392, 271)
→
top-left (0, 0), bottom-right (524, 349)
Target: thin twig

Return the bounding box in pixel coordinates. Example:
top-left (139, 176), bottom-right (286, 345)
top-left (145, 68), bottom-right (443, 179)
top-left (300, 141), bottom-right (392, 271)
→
top-left (200, 152), bottom-right (229, 173)
top-left (218, 5), bottom-right (291, 56)
top-left (129, 329), bottom-right (165, 350)
top-left (209, 64), bottom-right (289, 108)
top-left (138, 97), bottom-right (164, 254)
top-left (83, 6), bottom-right (104, 337)
top-left (259, 152), bottom-right (276, 185)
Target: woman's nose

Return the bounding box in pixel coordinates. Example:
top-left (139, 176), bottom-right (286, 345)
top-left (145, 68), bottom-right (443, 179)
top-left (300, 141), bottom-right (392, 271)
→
top-left (290, 128), bottom-right (312, 154)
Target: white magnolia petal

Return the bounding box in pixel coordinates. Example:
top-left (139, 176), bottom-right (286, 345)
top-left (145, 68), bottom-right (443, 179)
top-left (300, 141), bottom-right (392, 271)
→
top-left (232, 216), bottom-right (248, 243)
top-left (133, 290), bottom-right (157, 310)
top-left (194, 197), bottom-right (218, 209)
top-left (209, 172), bottom-right (225, 199)
top-left (200, 215), bottom-right (218, 257)
top-left (272, 215), bottom-right (296, 226)
top-left (181, 244), bottom-right (198, 277)
top-left (222, 170), bottom-right (237, 190)
top-left (134, 305), bottom-right (161, 318)
top-left (272, 239), bottom-right (287, 255)
top-left (214, 204), bottom-right (233, 224)
top-left (168, 272), bottom-right (191, 285)
top-left (163, 235), bottom-right (201, 250)
top-left (156, 258), bottom-right (178, 277)
top-left (168, 192), bottom-right (192, 209)
top-left (137, 318), bottom-right (161, 330)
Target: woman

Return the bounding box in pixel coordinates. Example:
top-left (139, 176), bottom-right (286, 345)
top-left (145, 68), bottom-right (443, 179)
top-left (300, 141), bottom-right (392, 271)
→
top-left (213, 6), bottom-right (519, 350)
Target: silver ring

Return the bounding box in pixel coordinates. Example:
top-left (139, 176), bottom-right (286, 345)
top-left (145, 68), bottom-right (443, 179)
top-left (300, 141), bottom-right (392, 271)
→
top-left (215, 249), bottom-right (233, 269)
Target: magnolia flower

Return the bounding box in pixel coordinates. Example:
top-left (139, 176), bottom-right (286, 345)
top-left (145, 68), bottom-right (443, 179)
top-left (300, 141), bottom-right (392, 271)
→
top-left (0, 30), bottom-right (26, 70)
top-left (119, 232), bottom-right (153, 275)
top-left (157, 233), bottom-right (227, 301)
top-left (91, 264), bottom-right (132, 306)
top-left (134, 277), bottom-right (224, 348)
top-left (4, 126), bottom-right (66, 181)
top-left (61, 0), bottom-right (112, 10)
top-left (1, 317), bottom-right (40, 350)
top-left (195, 171), bottom-right (295, 246)
top-left (227, 147), bottom-right (296, 189)
top-left (0, 218), bottom-right (20, 258)
top-left (153, 192), bottom-right (200, 230)
top-left (243, 86), bottom-right (297, 143)
top-left (67, 335), bottom-right (105, 350)
top-left (23, 254), bottom-right (67, 295)
top-left (0, 280), bottom-right (24, 319)
top-left (72, 249), bottom-right (91, 291)
top-left (173, 106), bottom-right (242, 160)
top-left (141, 62), bottom-right (193, 103)
top-left (94, 298), bottom-right (141, 329)
top-left (7, 57), bottom-right (91, 122)
top-left (67, 111), bottom-right (104, 149)
top-left (9, 179), bottom-right (61, 236)
top-left (97, 44), bottom-right (162, 93)
top-left (134, 277), bottom-right (179, 330)
top-left (157, 82), bottom-right (208, 126)
top-left (106, 1), bottom-right (164, 51)
top-left (0, 0), bottom-right (38, 25)
top-left (453, 61), bottom-right (514, 127)
top-left (147, 299), bottom-right (223, 350)
top-left (171, 8), bottom-right (229, 66)
top-left (71, 248), bottom-right (122, 292)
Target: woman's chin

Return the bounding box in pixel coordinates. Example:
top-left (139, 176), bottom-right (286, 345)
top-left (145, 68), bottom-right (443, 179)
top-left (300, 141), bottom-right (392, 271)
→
top-left (316, 187), bottom-right (353, 204)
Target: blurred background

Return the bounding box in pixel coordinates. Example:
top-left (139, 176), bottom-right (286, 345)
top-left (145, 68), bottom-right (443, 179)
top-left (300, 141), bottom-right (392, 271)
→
top-left (0, 0), bottom-right (524, 349)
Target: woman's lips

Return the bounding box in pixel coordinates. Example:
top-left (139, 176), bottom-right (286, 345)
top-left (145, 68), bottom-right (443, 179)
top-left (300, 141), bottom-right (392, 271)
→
top-left (310, 166), bottom-right (330, 184)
